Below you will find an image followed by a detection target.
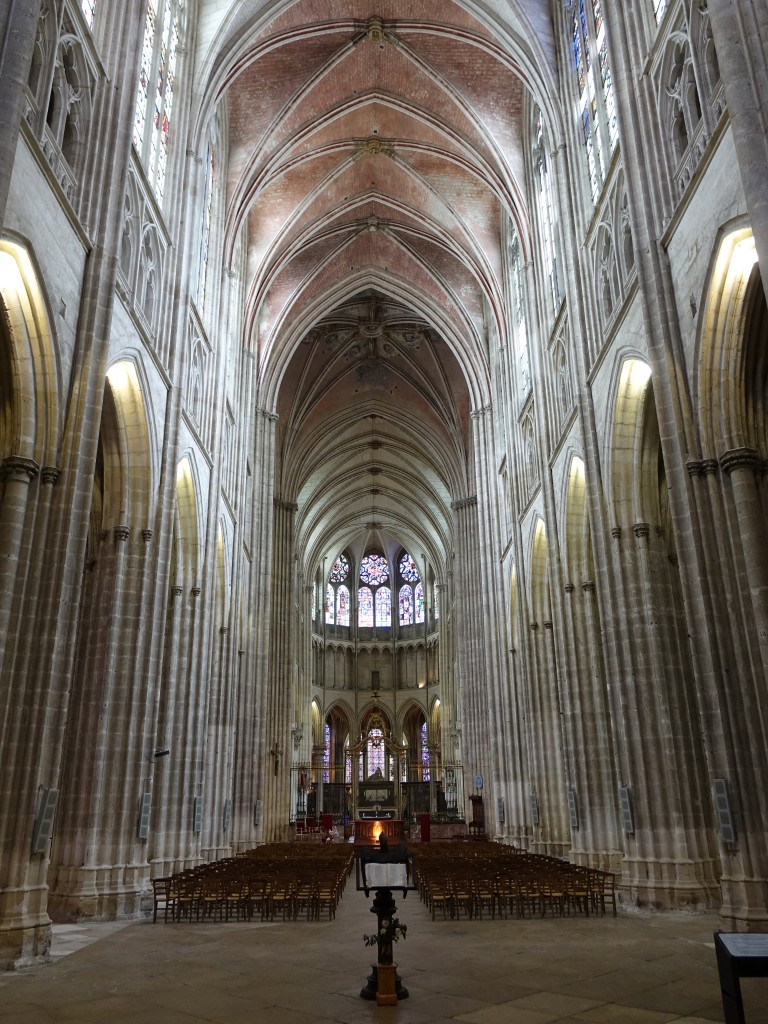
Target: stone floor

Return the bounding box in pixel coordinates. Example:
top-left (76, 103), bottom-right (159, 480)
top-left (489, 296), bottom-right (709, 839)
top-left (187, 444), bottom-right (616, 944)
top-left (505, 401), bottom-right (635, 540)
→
top-left (0, 885), bottom-right (763, 1023)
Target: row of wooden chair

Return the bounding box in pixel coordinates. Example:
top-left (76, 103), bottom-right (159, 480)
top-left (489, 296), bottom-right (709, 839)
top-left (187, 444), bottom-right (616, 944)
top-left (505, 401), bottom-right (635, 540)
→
top-left (414, 846), bottom-right (617, 920)
top-left (152, 844), bottom-right (354, 924)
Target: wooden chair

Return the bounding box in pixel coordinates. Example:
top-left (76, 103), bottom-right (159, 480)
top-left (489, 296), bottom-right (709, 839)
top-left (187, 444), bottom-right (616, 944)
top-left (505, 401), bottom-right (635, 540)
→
top-left (151, 877), bottom-right (174, 923)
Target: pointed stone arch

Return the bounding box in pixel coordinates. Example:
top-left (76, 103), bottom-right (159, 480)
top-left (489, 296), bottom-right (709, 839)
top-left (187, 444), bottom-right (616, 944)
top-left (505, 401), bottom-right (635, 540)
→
top-left (0, 238), bottom-right (59, 466)
top-left (608, 355), bottom-right (652, 525)
top-left (697, 226), bottom-right (761, 455)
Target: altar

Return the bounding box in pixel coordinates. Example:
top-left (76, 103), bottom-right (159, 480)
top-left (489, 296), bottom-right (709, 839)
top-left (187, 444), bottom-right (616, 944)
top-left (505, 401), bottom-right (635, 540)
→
top-left (354, 818), bottom-right (405, 846)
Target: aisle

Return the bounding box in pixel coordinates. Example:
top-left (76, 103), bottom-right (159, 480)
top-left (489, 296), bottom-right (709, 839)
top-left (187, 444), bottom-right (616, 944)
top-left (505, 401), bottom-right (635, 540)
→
top-left (0, 869), bottom-right (760, 1023)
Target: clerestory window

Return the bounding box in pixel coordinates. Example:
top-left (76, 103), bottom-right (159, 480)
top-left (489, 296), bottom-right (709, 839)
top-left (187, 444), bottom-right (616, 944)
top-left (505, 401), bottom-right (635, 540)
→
top-left (133, 0), bottom-right (184, 203)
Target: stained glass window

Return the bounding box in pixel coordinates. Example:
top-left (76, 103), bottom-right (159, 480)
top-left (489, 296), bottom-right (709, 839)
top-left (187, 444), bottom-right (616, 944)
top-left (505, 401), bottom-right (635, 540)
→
top-left (569, 0), bottom-right (617, 203)
top-left (399, 585), bottom-right (414, 626)
top-left (360, 553), bottom-right (389, 585)
top-left (196, 143), bottom-right (215, 314)
top-left (415, 581), bottom-right (425, 624)
top-left (336, 585), bottom-right (350, 626)
top-left (330, 554), bottom-right (349, 583)
top-left (652, 0), bottom-right (667, 24)
top-left (312, 581), bottom-right (317, 621)
top-left (421, 722), bottom-right (430, 781)
top-left (509, 231), bottom-right (530, 399)
top-left (81, 1), bottom-right (96, 27)
top-left (323, 723), bottom-right (330, 783)
top-left (534, 109), bottom-right (561, 310)
top-left (358, 586), bottom-right (374, 627)
top-left (399, 553), bottom-right (420, 582)
top-left (326, 552), bottom-right (352, 627)
top-left (325, 584), bottom-right (335, 625)
top-left (367, 728), bottom-right (384, 777)
top-left (434, 585), bottom-right (440, 620)
top-left (375, 586), bottom-right (391, 627)
top-left (133, 0), bottom-right (182, 203)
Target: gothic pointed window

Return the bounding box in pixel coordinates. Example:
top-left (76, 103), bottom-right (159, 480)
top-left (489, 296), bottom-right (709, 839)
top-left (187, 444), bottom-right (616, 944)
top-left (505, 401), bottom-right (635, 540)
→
top-left (397, 551), bottom-right (425, 626)
top-left (323, 723), bottom-right (330, 783)
top-left (533, 110), bottom-right (562, 311)
top-left (375, 586), bottom-right (391, 627)
top-left (415, 581), bottom-right (425, 624)
top-left (399, 584), bottom-right (414, 626)
top-left (569, 0), bottom-right (618, 203)
top-left (358, 586), bottom-right (374, 627)
top-left (325, 552), bottom-right (351, 626)
top-left (196, 138), bottom-right (216, 315)
top-left (652, 0), bottom-right (667, 25)
top-left (358, 551), bottom-right (391, 628)
top-left (509, 229), bottom-right (530, 400)
top-left (367, 728), bottom-right (385, 777)
top-left (336, 585), bottom-right (350, 626)
top-left (421, 721), bottom-right (431, 782)
top-left (133, 0), bottom-right (183, 203)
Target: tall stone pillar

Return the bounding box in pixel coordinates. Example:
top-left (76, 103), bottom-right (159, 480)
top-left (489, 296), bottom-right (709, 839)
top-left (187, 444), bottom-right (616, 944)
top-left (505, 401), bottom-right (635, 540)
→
top-left (451, 485), bottom-right (491, 825)
top-left (0, 0), bottom-right (43, 222)
top-left (234, 408), bottom-right (277, 846)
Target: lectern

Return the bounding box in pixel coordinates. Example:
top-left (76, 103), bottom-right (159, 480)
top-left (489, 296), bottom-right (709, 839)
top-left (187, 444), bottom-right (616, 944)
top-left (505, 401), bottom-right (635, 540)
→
top-left (355, 841), bottom-right (416, 1004)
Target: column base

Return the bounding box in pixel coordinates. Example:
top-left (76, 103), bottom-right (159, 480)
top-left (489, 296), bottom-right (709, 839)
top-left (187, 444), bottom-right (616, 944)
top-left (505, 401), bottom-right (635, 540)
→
top-left (622, 856), bottom-right (722, 911)
top-left (47, 862), bottom-right (150, 922)
top-left (0, 886), bottom-right (52, 971)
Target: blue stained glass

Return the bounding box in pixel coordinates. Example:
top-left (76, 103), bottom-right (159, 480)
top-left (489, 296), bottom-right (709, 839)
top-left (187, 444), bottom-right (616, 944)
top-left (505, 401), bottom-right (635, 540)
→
top-left (572, 14), bottom-right (585, 95)
top-left (323, 723), bottom-right (330, 783)
top-left (360, 553), bottom-right (389, 585)
top-left (421, 722), bottom-right (430, 781)
top-left (330, 554), bottom-right (349, 583)
top-left (581, 0), bottom-right (591, 69)
top-left (399, 585), bottom-right (414, 626)
top-left (358, 587), bottom-right (373, 627)
top-left (376, 586), bottom-right (391, 627)
top-left (399, 553), bottom-right (420, 582)
top-left (368, 729), bottom-right (384, 776)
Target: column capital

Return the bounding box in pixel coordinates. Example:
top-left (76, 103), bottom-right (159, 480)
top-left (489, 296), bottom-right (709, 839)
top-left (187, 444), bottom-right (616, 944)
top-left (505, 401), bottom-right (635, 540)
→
top-left (1, 455), bottom-right (39, 482)
top-left (633, 522), bottom-right (650, 539)
top-left (451, 495), bottom-right (478, 511)
top-left (41, 466), bottom-right (61, 485)
top-left (114, 525), bottom-right (130, 542)
top-left (719, 447), bottom-right (762, 476)
top-left (687, 458), bottom-right (719, 477)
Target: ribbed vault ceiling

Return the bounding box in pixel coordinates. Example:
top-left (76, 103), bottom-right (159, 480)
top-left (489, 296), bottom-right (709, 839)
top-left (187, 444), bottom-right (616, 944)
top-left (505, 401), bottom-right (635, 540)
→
top-left (200, 0), bottom-right (555, 576)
